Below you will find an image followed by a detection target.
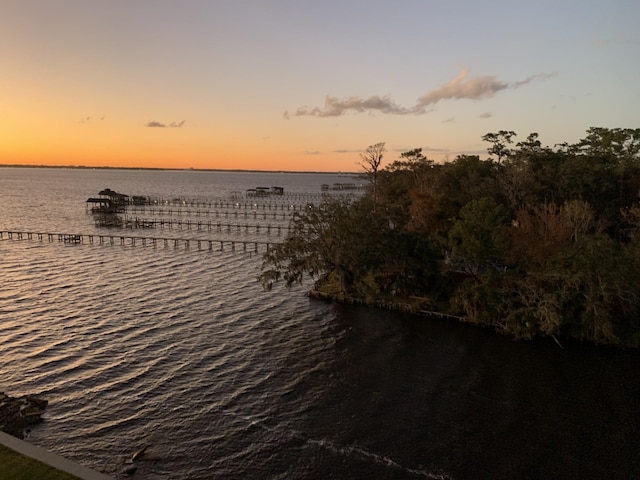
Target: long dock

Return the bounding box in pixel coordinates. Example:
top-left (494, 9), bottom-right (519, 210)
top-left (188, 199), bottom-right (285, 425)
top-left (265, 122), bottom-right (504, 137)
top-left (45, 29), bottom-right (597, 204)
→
top-left (123, 206), bottom-right (297, 220)
top-left (133, 199), bottom-right (312, 210)
top-left (114, 218), bottom-right (291, 234)
top-left (141, 193), bottom-right (354, 207)
top-left (0, 230), bottom-right (277, 253)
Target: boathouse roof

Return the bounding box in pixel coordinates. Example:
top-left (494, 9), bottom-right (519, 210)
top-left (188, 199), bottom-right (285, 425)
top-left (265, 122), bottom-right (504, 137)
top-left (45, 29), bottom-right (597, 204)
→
top-left (98, 189), bottom-right (129, 199)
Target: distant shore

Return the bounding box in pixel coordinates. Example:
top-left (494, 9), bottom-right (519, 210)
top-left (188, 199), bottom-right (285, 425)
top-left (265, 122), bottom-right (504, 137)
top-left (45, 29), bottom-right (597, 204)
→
top-left (0, 164), bottom-right (359, 175)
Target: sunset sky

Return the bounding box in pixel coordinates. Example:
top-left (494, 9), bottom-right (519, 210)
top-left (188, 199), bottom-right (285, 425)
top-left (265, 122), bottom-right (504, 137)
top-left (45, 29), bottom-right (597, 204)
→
top-left (1, 0), bottom-right (638, 172)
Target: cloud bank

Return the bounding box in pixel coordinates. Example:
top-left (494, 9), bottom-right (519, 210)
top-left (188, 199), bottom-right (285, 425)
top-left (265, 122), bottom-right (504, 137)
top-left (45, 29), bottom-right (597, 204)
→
top-left (284, 69), bottom-right (555, 118)
top-left (145, 120), bottom-right (185, 128)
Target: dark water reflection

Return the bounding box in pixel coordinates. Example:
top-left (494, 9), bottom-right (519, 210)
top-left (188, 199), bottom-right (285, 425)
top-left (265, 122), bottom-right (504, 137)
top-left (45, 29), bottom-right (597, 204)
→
top-left (294, 304), bottom-right (640, 479)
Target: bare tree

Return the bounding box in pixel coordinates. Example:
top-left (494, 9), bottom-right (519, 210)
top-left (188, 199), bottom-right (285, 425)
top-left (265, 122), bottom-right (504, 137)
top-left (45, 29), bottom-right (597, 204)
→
top-left (560, 199), bottom-right (596, 243)
top-left (359, 142), bottom-right (386, 209)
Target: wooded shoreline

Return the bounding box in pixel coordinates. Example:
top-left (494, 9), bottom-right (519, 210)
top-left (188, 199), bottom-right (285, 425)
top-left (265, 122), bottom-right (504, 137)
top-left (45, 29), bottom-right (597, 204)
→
top-left (262, 128), bottom-right (640, 348)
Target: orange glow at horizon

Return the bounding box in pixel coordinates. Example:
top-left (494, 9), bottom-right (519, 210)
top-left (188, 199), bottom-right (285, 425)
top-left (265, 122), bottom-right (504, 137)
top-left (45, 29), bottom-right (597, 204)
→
top-left (0, 131), bottom-right (358, 172)
top-left (0, 106), bottom-right (364, 171)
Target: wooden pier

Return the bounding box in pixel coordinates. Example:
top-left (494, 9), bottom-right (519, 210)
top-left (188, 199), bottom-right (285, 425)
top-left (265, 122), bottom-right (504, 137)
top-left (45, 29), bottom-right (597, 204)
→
top-left (128, 199), bottom-right (313, 210)
top-left (141, 193), bottom-right (353, 208)
top-left (0, 231), bottom-right (276, 253)
top-left (122, 206), bottom-right (297, 220)
top-left (114, 217), bottom-right (292, 234)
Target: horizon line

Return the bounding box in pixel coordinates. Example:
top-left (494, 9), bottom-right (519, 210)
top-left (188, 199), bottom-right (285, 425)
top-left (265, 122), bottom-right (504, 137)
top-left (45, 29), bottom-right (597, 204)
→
top-left (0, 163), bottom-right (362, 175)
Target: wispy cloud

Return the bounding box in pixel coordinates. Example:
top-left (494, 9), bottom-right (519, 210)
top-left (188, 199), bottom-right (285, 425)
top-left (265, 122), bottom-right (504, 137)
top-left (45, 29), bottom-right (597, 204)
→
top-left (287, 95), bottom-right (411, 118)
top-left (304, 150), bottom-right (321, 155)
top-left (79, 115), bottom-right (105, 124)
top-left (592, 36), bottom-right (638, 48)
top-left (478, 112), bottom-right (493, 119)
top-left (285, 69), bottom-right (555, 118)
top-left (333, 149), bottom-right (363, 154)
top-left (145, 120), bottom-right (185, 128)
top-left (413, 69), bottom-right (509, 113)
top-left (511, 72), bottom-right (556, 88)
top-left (423, 146), bottom-right (450, 153)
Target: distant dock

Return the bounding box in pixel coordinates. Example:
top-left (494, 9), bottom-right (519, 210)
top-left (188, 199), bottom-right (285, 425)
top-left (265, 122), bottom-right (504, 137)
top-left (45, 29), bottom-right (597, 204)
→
top-left (0, 186), bottom-right (361, 254)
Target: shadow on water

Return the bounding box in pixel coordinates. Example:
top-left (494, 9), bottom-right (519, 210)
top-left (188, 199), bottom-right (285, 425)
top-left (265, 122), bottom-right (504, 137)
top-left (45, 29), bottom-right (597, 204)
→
top-left (287, 303), bottom-right (640, 480)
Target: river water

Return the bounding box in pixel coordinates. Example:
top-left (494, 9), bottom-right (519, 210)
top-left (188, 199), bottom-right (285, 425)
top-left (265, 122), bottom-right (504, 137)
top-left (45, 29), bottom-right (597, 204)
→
top-left (0, 167), bottom-right (639, 479)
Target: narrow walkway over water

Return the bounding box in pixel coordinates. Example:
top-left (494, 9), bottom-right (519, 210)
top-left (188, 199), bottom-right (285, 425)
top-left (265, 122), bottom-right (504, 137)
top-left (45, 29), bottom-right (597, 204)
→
top-left (0, 230), bottom-right (277, 253)
top-left (122, 206), bottom-right (297, 220)
top-left (112, 218), bottom-right (292, 234)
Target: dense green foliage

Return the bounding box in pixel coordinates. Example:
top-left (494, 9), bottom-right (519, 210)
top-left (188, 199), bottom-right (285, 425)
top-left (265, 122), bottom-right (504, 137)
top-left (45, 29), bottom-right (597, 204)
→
top-left (261, 128), bottom-right (640, 347)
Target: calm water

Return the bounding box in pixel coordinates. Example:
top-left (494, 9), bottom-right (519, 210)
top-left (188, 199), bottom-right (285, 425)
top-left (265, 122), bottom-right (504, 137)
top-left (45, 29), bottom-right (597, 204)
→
top-left (1, 167), bottom-right (639, 479)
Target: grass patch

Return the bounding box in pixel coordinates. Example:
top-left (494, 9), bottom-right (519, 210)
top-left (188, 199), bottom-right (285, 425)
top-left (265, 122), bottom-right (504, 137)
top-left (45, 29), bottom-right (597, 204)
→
top-left (0, 443), bottom-right (81, 480)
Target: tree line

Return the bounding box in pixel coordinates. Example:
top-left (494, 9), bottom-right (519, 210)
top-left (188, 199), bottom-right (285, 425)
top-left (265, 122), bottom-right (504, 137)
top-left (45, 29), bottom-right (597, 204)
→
top-left (260, 128), bottom-right (640, 347)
